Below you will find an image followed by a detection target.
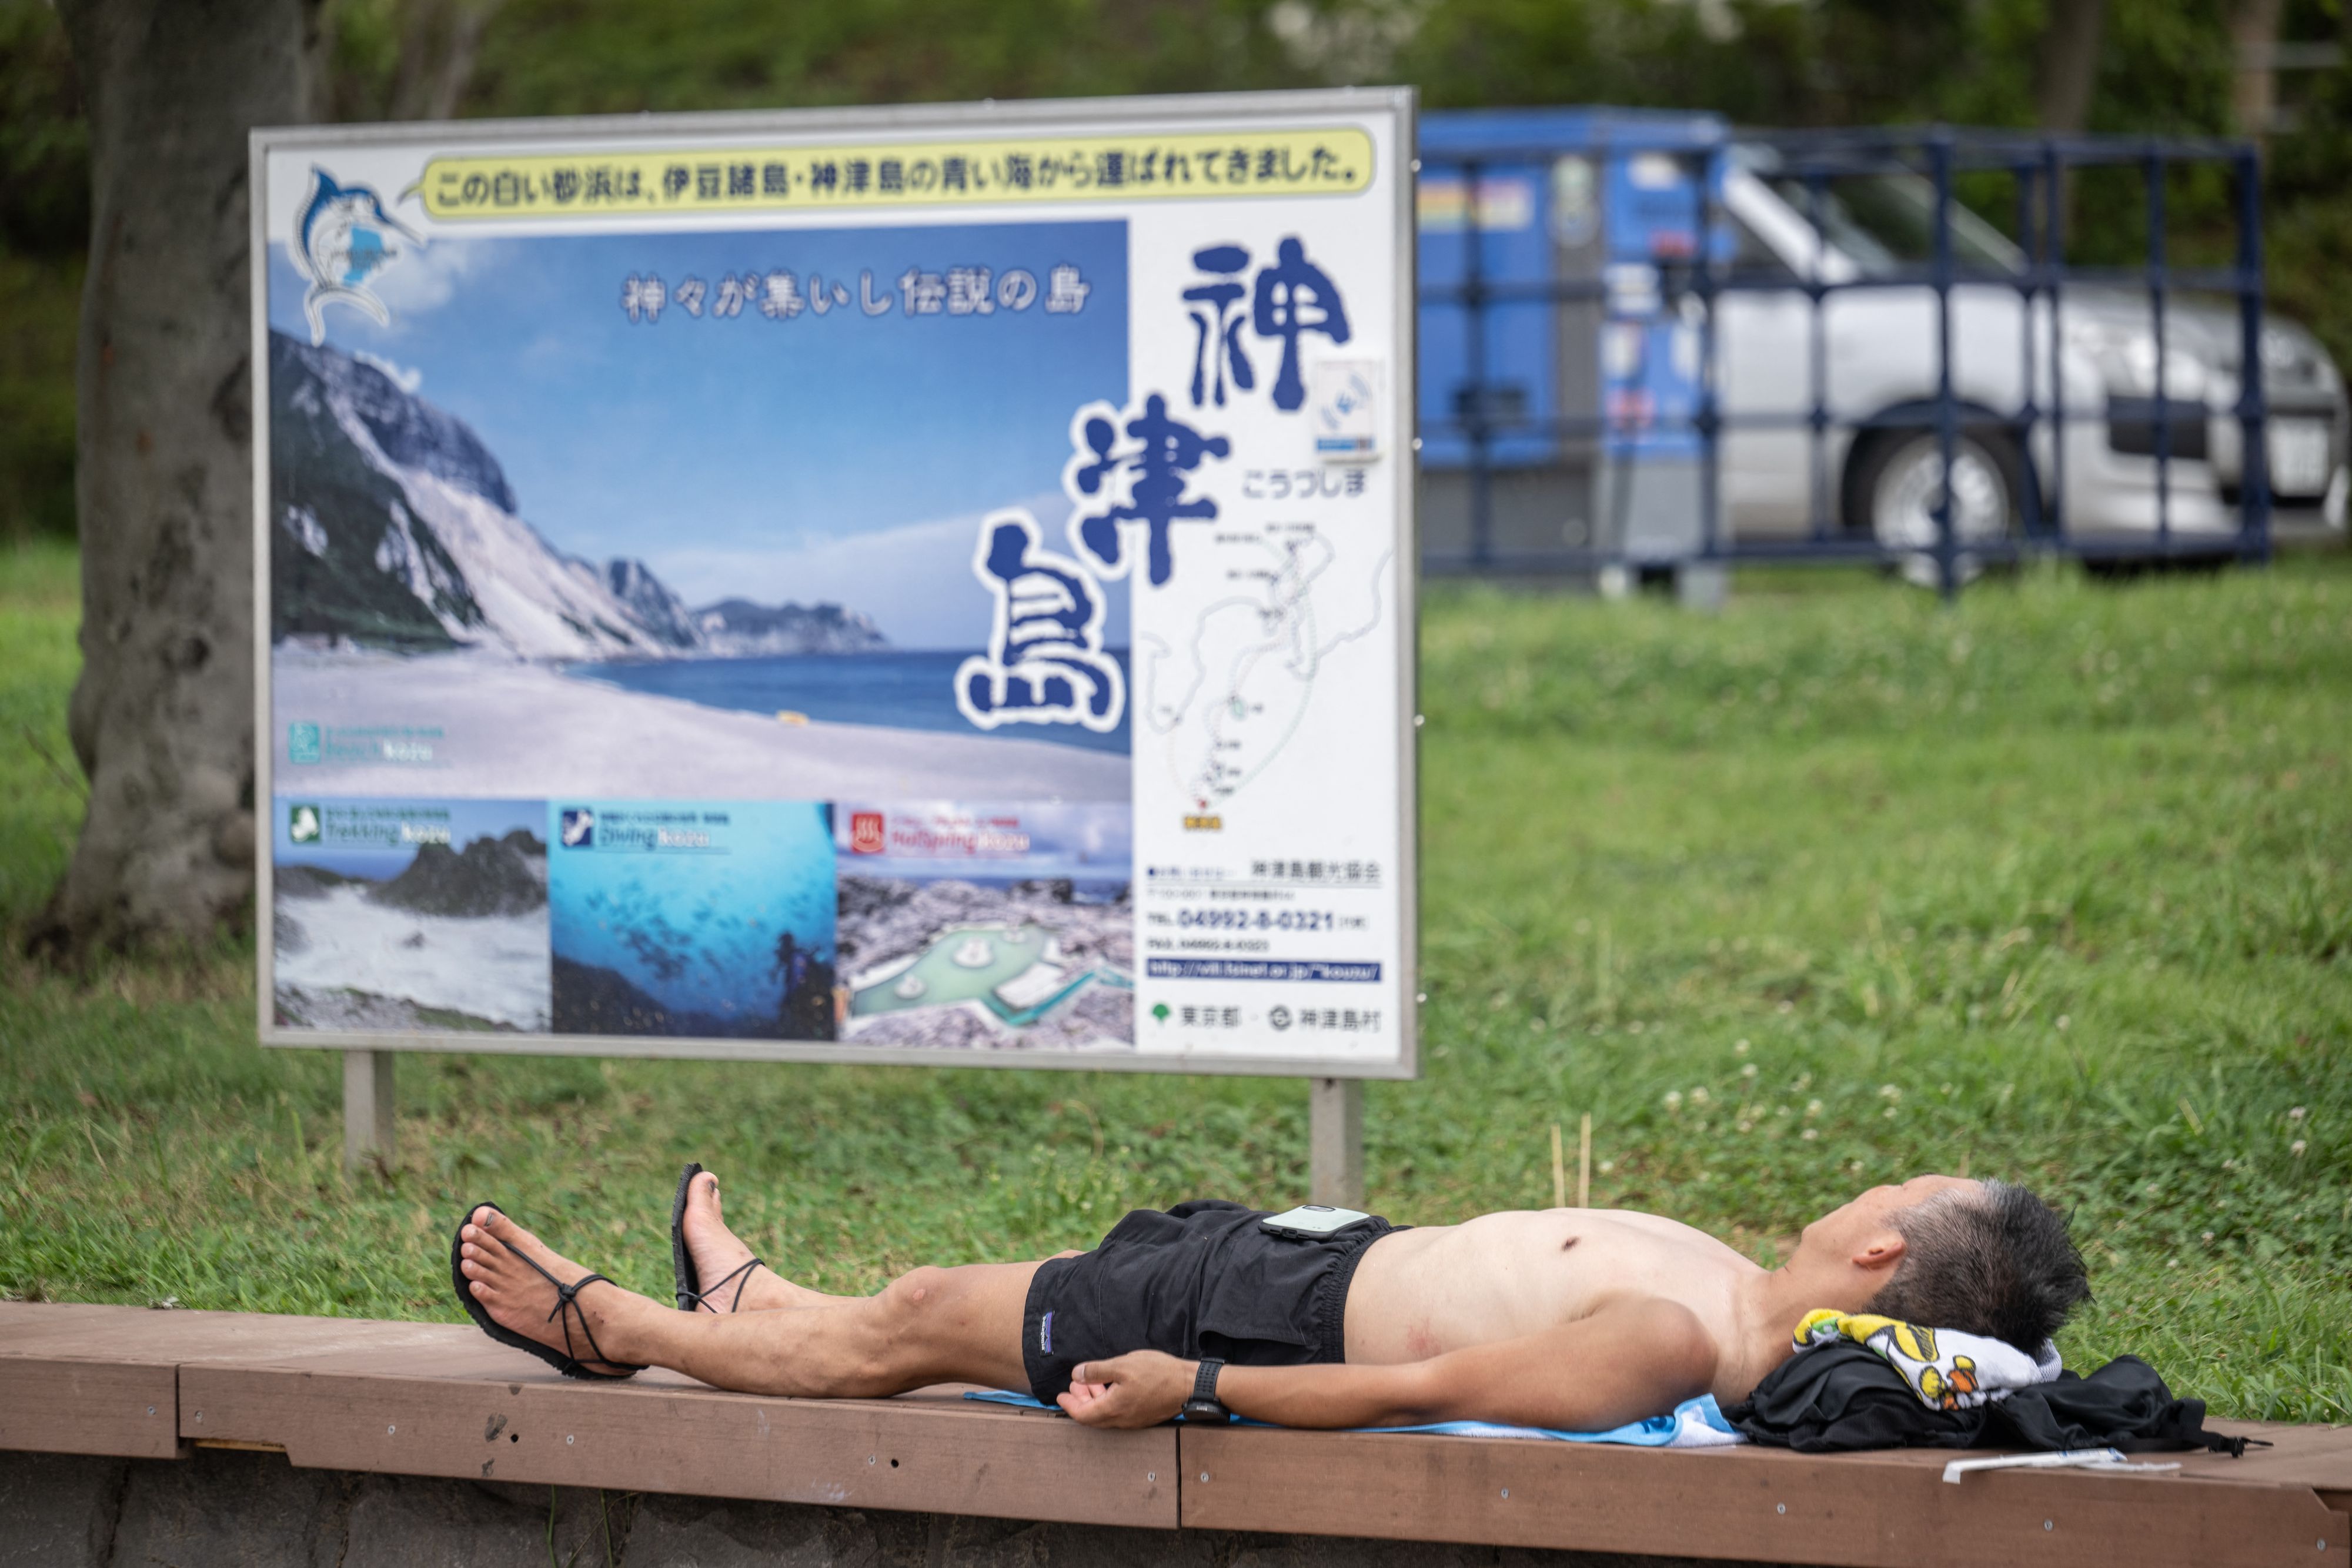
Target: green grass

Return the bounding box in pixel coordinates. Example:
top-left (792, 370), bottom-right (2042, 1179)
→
top-left (0, 539), bottom-right (79, 912)
top-left (3, 544), bottom-right (2347, 1422)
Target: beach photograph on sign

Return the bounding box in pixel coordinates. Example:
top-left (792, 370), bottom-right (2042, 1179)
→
top-left (256, 100), bottom-right (1414, 1071)
top-left (266, 219), bottom-right (1133, 806)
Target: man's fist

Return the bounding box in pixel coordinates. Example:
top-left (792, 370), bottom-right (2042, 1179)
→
top-left (1055, 1350), bottom-right (1194, 1428)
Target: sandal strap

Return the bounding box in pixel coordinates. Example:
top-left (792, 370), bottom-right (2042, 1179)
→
top-left (550, 1271), bottom-right (613, 1312)
top-left (688, 1257), bottom-right (763, 1314)
top-left (545, 1271), bottom-right (630, 1370)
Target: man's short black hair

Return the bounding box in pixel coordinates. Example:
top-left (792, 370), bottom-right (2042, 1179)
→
top-left (1868, 1179), bottom-right (2089, 1352)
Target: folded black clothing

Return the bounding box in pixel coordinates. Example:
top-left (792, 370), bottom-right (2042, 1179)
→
top-left (1724, 1342), bottom-right (2259, 1456)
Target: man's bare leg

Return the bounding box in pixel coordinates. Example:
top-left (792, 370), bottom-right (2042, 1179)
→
top-left (679, 1168), bottom-right (1085, 1317)
top-left (459, 1206), bottom-right (1036, 1395)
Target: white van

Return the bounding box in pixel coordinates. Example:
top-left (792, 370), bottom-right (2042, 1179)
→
top-left (1415, 113), bottom-right (2348, 566)
top-left (1717, 152), bottom-right (2348, 554)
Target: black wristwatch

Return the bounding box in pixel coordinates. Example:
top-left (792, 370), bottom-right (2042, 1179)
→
top-left (1181, 1357), bottom-right (1230, 1423)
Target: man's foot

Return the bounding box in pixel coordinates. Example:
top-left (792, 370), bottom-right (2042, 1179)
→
top-left (679, 1170), bottom-right (825, 1312)
top-left (459, 1205), bottom-right (642, 1375)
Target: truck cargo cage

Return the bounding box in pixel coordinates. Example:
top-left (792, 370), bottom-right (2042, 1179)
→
top-left (1415, 112), bottom-right (2317, 595)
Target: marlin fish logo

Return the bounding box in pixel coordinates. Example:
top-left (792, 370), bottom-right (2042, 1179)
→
top-left (293, 169), bottom-right (423, 345)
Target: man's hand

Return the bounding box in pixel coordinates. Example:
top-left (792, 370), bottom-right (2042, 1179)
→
top-left (1055, 1350), bottom-right (1194, 1428)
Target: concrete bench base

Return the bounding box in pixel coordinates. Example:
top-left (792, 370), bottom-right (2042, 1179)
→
top-left (1, 1446), bottom-right (1734, 1568)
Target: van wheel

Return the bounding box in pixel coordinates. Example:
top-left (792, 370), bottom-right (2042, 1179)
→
top-left (1843, 430), bottom-right (2029, 563)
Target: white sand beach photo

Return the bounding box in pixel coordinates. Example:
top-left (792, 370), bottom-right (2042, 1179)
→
top-left (273, 650), bottom-right (1129, 803)
top-left (263, 221), bottom-right (1134, 810)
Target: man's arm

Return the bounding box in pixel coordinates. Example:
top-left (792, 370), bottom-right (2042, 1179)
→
top-left (1055, 1296), bottom-right (1718, 1432)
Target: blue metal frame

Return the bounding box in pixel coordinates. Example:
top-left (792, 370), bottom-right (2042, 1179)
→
top-left (1418, 117), bottom-right (2276, 596)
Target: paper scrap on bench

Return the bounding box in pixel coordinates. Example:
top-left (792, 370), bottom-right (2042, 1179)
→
top-left (964, 1390), bottom-right (1745, 1449)
top-left (1939, 1447), bottom-right (2181, 1484)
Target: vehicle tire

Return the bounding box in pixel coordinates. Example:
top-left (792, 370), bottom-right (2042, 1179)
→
top-left (1842, 427), bottom-right (2031, 574)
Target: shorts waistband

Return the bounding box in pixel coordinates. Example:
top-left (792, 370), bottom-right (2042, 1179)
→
top-left (1308, 1219), bottom-right (1402, 1364)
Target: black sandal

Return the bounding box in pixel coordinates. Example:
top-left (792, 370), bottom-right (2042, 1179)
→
top-left (450, 1202), bottom-right (644, 1380)
top-left (670, 1162), bottom-right (763, 1313)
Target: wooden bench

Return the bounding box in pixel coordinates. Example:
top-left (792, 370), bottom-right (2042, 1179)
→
top-left (2, 1302), bottom-right (2344, 1567)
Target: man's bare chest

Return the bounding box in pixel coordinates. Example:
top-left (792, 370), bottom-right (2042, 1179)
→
top-left (1340, 1212), bottom-right (1750, 1365)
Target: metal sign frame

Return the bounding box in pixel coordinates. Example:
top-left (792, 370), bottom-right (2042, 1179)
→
top-left (249, 88), bottom-right (1421, 1080)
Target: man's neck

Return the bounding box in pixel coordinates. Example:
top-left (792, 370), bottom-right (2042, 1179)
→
top-left (1722, 1264), bottom-right (1872, 1400)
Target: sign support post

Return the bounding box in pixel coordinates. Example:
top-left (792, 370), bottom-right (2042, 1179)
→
top-left (1308, 1076), bottom-right (1364, 1206)
top-left (343, 1049), bottom-right (395, 1171)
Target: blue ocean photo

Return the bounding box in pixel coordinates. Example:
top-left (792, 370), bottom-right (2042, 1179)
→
top-left (548, 799), bottom-right (838, 1039)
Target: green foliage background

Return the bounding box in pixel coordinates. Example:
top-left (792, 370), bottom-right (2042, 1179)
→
top-left (5, 0), bottom-right (2352, 539)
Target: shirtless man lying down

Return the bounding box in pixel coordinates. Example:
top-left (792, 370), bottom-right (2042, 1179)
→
top-left (452, 1172), bottom-right (2087, 1431)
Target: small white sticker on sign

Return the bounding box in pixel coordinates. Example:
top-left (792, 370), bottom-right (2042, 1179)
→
top-left (1310, 360), bottom-right (1381, 462)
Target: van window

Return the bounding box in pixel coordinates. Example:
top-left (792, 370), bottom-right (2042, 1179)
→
top-left (1730, 216), bottom-right (1798, 283)
top-left (1764, 173), bottom-right (2024, 277)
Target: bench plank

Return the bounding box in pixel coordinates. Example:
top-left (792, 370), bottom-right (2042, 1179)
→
top-left (178, 1356), bottom-right (1177, 1529)
top-left (1, 1304), bottom-right (1180, 1524)
top-left (0, 1302), bottom-right (450, 1459)
top-left (1177, 1425), bottom-right (2350, 1568)
top-left (0, 1302), bottom-right (457, 1362)
top-left (9, 1304), bottom-right (2348, 1565)
top-left (0, 1356), bottom-right (179, 1459)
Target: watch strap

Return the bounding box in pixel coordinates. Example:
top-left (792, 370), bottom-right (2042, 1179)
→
top-left (1183, 1357), bottom-right (1228, 1421)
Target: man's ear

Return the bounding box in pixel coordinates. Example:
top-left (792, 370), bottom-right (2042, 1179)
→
top-left (1851, 1229), bottom-right (1908, 1276)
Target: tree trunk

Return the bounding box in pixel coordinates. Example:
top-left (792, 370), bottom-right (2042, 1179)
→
top-left (40, 0), bottom-right (316, 955)
top-left (2035, 0), bottom-right (2106, 134)
top-left (2229, 0), bottom-right (2287, 145)
top-left (388, 0), bottom-right (503, 122)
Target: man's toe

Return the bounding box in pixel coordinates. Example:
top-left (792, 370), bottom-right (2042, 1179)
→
top-left (477, 1208), bottom-right (544, 1256)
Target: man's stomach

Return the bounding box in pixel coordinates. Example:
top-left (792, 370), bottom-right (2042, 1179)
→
top-left (1339, 1209), bottom-right (1752, 1365)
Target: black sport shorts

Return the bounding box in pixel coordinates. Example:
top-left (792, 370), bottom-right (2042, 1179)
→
top-left (1020, 1198), bottom-right (1405, 1403)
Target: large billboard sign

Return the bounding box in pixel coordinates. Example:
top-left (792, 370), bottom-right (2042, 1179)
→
top-left (252, 90), bottom-right (1418, 1076)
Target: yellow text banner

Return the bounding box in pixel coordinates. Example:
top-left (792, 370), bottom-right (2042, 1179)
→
top-left (419, 127), bottom-right (1375, 221)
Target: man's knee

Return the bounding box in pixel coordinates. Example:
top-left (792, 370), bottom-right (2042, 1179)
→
top-left (854, 1266), bottom-right (961, 1375)
top-left (881, 1266), bottom-right (954, 1323)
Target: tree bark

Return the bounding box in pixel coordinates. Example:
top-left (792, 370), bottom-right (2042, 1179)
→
top-left (2229, 0), bottom-right (2287, 144)
top-left (2035, 0), bottom-right (2106, 134)
top-left (388, 0), bottom-right (503, 122)
top-left (41, 0), bottom-right (316, 955)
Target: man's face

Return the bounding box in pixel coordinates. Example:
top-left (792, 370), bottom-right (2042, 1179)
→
top-left (1800, 1174), bottom-right (1983, 1261)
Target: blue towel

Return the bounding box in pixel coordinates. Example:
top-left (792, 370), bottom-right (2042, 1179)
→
top-left (961, 1388), bottom-right (1745, 1449)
